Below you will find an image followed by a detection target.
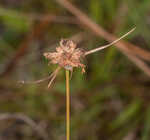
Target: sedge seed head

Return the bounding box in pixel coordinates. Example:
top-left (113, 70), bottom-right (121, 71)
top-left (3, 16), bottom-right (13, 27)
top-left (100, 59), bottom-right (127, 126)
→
top-left (44, 39), bottom-right (85, 73)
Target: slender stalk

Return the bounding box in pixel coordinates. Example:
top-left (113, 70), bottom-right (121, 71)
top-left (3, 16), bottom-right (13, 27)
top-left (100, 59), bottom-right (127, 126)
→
top-left (85, 28), bottom-right (135, 56)
top-left (65, 70), bottom-right (70, 140)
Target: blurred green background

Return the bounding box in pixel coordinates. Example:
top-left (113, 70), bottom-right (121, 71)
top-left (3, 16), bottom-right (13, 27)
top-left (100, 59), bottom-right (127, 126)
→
top-left (0, 0), bottom-right (150, 139)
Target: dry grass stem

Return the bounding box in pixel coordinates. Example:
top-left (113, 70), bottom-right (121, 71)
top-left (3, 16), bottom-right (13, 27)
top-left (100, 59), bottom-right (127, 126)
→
top-left (122, 51), bottom-right (150, 77)
top-left (85, 28), bottom-right (135, 55)
top-left (47, 67), bottom-right (61, 88)
top-left (19, 73), bottom-right (54, 84)
top-left (19, 67), bottom-right (61, 88)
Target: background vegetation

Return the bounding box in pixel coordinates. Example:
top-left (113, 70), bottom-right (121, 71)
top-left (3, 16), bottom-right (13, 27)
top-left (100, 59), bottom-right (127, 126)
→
top-left (0, 0), bottom-right (150, 139)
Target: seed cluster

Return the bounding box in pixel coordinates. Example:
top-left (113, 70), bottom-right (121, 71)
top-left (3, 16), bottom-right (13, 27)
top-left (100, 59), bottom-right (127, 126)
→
top-left (44, 39), bottom-right (85, 73)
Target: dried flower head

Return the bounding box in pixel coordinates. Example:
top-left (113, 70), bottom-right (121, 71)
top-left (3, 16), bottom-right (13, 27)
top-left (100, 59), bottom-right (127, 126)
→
top-left (44, 39), bottom-right (85, 73)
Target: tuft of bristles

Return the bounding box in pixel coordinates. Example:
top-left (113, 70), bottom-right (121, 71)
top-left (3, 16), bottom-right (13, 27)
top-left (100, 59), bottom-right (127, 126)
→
top-left (44, 39), bottom-right (85, 73)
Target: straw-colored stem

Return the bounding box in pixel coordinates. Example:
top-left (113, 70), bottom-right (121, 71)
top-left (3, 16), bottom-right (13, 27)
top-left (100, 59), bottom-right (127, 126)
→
top-left (85, 27), bottom-right (135, 56)
top-left (65, 70), bottom-right (70, 140)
